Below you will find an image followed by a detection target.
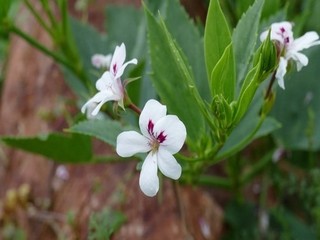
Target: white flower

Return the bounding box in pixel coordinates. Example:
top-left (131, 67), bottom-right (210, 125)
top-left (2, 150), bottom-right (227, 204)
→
top-left (81, 71), bottom-right (123, 115)
top-left (116, 99), bottom-right (187, 197)
top-left (81, 43), bottom-right (137, 116)
top-left (84, 102), bottom-right (104, 119)
top-left (110, 43), bottom-right (137, 79)
top-left (260, 21), bottom-right (320, 89)
top-left (91, 54), bottom-right (112, 69)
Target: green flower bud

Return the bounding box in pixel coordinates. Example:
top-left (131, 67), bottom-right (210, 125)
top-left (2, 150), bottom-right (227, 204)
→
top-left (212, 94), bottom-right (234, 129)
top-left (253, 30), bottom-right (278, 81)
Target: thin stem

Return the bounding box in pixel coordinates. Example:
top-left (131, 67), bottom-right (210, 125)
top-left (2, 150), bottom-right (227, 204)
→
top-left (265, 71), bottom-right (276, 100)
top-left (227, 155), bottom-right (242, 200)
top-left (40, 0), bottom-right (58, 29)
top-left (175, 152), bottom-right (195, 162)
top-left (197, 174), bottom-right (232, 189)
top-left (216, 113), bottom-right (266, 161)
top-left (9, 25), bottom-right (92, 92)
top-left (24, 0), bottom-right (54, 38)
top-left (240, 151), bottom-right (273, 186)
top-left (9, 25), bottom-right (73, 70)
top-left (128, 102), bottom-right (141, 115)
top-left (57, 0), bottom-right (68, 37)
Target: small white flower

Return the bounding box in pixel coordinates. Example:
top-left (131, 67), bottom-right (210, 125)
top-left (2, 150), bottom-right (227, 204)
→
top-left (91, 54), bottom-right (112, 69)
top-left (81, 71), bottom-right (123, 115)
top-left (110, 43), bottom-right (138, 79)
top-left (84, 102), bottom-right (104, 119)
top-left (82, 43), bottom-right (137, 116)
top-left (260, 21), bottom-right (320, 89)
top-left (116, 99), bottom-right (187, 197)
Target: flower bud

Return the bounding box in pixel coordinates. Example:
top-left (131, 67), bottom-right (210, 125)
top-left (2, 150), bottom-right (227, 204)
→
top-left (253, 30), bottom-right (278, 81)
top-left (212, 94), bottom-right (233, 129)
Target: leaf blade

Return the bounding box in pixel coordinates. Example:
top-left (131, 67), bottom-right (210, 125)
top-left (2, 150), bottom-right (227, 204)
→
top-left (204, 0), bottom-right (231, 79)
top-left (1, 133), bottom-right (92, 163)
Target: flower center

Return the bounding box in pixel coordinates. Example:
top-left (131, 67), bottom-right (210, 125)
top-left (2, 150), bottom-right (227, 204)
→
top-left (147, 119), bottom-right (167, 153)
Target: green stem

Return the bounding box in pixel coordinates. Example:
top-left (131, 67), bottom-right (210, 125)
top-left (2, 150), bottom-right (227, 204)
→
top-left (197, 174), bottom-right (232, 189)
top-left (227, 155), bottom-right (242, 199)
top-left (57, 0), bottom-right (68, 37)
top-left (216, 113), bottom-right (266, 161)
top-left (128, 102), bottom-right (141, 115)
top-left (240, 150), bottom-right (273, 186)
top-left (176, 140), bottom-right (224, 163)
top-left (9, 25), bottom-right (73, 70)
top-left (24, 0), bottom-right (54, 38)
top-left (10, 25), bottom-right (92, 93)
top-left (40, 0), bottom-right (58, 29)
top-left (265, 71), bottom-right (276, 100)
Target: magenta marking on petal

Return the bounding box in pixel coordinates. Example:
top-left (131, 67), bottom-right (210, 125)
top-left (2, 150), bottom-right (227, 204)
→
top-left (113, 64), bottom-right (117, 75)
top-left (280, 27), bottom-right (285, 33)
top-left (285, 37), bottom-right (290, 43)
top-left (157, 131), bottom-right (167, 143)
top-left (148, 120), bottom-right (154, 135)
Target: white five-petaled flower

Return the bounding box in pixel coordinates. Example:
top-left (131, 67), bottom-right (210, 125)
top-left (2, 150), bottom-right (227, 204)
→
top-left (116, 99), bottom-right (187, 197)
top-left (91, 54), bottom-right (112, 69)
top-left (81, 43), bottom-right (138, 116)
top-left (260, 21), bottom-right (320, 89)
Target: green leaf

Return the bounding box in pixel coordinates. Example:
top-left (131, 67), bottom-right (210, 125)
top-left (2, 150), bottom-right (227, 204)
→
top-left (68, 119), bottom-right (133, 147)
top-left (164, 0), bottom-right (210, 100)
top-left (69, 17), bottom-right (108, 85)
top-left (204, 0), bottom-right (231, 79)
top-left (63, 17), bottom-right (108, 98)
top-left (233, 62), bottom-right (261, 125)
top-left (89, 208), bottom-right (126, 240)
top-left (145, 6), bottom-right (206, 142)
top-left (217, 96), bottom-right (281, 160)
top-left (233, 0), bottom-right (265, 85)
top-left (105, 6), bottom-right (144, 59)
top-left (210, 43), bottom-right (235, 102)
top-left (105, 5), bottom-right (156, 107)
top-left (232, 32), bottom-right (277, 126)
top-left (1, 133), bottom-right (92, 163)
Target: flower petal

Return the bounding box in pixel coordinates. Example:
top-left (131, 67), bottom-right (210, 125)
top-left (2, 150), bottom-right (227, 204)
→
top-left (116, 131), bottom-right (150, 157)
top-left (115, 58), bottom-right (138, 79)
top-left (259, 30), bottom-right (268, 42)
top-left (154, 115), bottom-right (186, 154)
top-left (96, 71), bottom-right (113, 91)
top-left (139, 99), bottom-right (167, 137)
top-left (275, 57), bottom-right (288, 89)
top-left (291, 31), bottom-right (320, 52)
top-left (157, 148), bottom-right (182, 180)
top-left (81, 91), bottom-right (112, 115)
top-left (288, 51), bottom-right (308, 71)
top-left (91, 54), bottom-right (112, 68)
top-left (110, 43), bottom-right (126, 77)
top-left (139, 153), bottom-right (159, 197)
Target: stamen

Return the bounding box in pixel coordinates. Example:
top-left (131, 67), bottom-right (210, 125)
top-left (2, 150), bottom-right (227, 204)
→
top-left (147, 120), bottom-right (167, 151)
